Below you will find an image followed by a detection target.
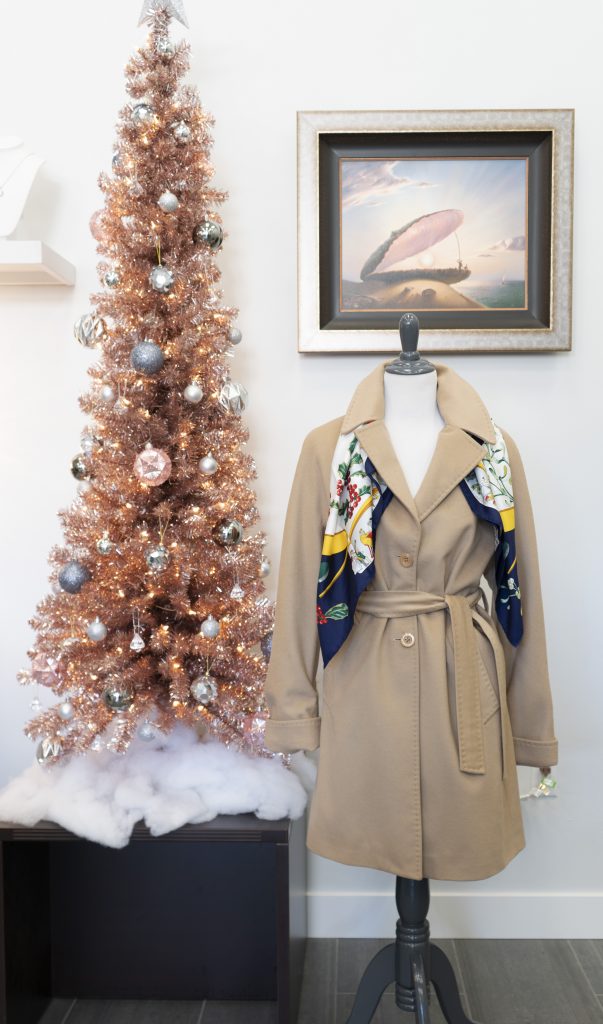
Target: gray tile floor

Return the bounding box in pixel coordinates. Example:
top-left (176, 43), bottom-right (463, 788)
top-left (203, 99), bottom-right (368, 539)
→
top-left (40, 938), bottom-right (603, 1023)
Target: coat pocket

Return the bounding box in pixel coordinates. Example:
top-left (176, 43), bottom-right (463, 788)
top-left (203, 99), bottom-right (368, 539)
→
top-left (474, 627), bottom-right (501, 724)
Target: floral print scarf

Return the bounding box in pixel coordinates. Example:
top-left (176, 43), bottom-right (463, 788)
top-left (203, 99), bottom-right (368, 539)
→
top-left (317, 422), bottom-right (523, 668)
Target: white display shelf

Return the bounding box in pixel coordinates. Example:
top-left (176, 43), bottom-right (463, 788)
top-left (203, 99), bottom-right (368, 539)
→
top-left (0, 240), bottom-right (75, 285)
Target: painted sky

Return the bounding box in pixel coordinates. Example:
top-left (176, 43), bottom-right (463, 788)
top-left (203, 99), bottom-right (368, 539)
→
top-left (341, 158), bottom-right (527, 284)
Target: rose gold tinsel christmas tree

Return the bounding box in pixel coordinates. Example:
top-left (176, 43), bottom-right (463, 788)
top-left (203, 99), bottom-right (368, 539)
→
top-left (18, 3), bottom-right (277, 766)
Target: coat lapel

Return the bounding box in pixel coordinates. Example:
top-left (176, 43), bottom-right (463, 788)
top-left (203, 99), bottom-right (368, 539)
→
top-left (341, 359), bottom-right (497, 524)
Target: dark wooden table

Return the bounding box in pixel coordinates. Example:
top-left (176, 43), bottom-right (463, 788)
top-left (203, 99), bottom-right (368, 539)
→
top-left (0, 811), bottom-right (307, 1024)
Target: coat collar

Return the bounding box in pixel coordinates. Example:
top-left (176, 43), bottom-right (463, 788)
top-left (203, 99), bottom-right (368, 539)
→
top-left (340, 359), bottom-right (496, 524)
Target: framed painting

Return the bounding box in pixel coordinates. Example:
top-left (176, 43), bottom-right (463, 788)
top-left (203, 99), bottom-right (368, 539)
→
top-left (297, 109), bottom-right (574, 353)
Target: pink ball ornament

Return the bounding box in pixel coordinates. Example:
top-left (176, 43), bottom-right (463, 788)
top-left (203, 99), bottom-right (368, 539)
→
top-left (89, 209), bottom-right (106, 243)
top-left (133, 443), bottom-right (172, 486)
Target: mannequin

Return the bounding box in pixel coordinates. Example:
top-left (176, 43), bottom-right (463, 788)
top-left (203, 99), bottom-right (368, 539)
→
top-left (0, 136), bottom-right (45, 239)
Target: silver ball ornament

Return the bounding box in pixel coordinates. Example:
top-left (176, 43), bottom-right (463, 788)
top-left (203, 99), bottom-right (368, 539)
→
top-left (74, 313), bottom-right (107, 349)
top-left (58, 701), bottom-right (75, 721)
top-left (184, 382), bottom-right (204, 404)
top-left (97, 534), bottom-right (113, 555)
top-left (260, 557), bottom-right (271, 577)
top-left (190, 674), bottom-right (218, 704)
top-left (87, 617), bottom-right (108, 642)
top-left (58, 561), bottom-right (91, 594)
top-left (100, 384), bottom-right (115, 403)
top-left (103, 684), bottom-right (134, 713)
top-left (200, 614), bottom-right (220, 639)
top-left (158, 190), bottom-right (179, 213)
top-left (131, 340), bottom-right (165, 375)
top-left (131, 102), bottom-right (154, 125)
top-left (193, 219), bottom-right (223, 250)
top-left (146, 545), bottom-right (170, 572)
top-left (212, 518), bottom-right (244, 546)
top-left (172, 120), bottom-right (191, 143)
top-left (219, 381), bottom-right (248, 415)
top-left (71, 454), bottom-right (90, 480)
top-left (199, 453), bottom-right (218, 475)
top-left (112, 151), bottom-right (121, 171)
top-left (149, 265), bottom-right (175, 293)
top-left (228, 326), bottom-right (243, 345)
top-left (104, 269), bottom-right (120, 288)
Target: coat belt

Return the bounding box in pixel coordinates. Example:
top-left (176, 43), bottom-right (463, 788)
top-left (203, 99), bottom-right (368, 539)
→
top-left (355, 588), bottom-right (510, 780)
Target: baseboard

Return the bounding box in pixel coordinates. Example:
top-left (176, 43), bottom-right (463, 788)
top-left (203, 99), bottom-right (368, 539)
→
top-left (308, 892), bottom-right (603, 939)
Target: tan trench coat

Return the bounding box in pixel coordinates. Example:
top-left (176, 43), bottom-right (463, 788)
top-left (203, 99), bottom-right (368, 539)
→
top-left (263, 359), bottom-right (558, 881)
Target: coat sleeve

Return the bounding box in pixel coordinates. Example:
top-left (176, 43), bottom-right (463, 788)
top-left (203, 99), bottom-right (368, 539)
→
top-left (262, 426), bottom-right (330, 754)
top-left (485, 427), bottom-right (559, 769)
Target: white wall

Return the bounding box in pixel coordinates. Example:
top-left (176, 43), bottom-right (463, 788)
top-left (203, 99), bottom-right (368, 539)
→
top-left (1, 0), bottom-right (601, 938)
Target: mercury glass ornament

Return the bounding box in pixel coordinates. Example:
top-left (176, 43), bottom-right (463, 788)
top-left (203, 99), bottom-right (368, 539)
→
top-left (219, 381), bottom-right (248, 415)
top-left (104, 269), bottom-right (120, 288)
top-left (36, 738), bottom-right (62, 766)
top-left (199, 453), bottom-right (218, 476)
top-left (146, 544), bottom-right (170, 572)
top-left (103, 684), bottom-right (134, 713)
top-left (58, 701), bottom-right (74, 721)
top-left (97, 533), bottom-right (113, 555)
top-left (260, 557), bottom-right (271, 577)
top-left (192, 219), bottom-right (223, 250)
top-left (131, 101), bottom-right (154, 125)
top-left (190, 674), bottom-right (218, 705)
top-left (131, 339), bottom-right (165, 375)
top-left (184, 381), bottom-right (203, 404)
top-left (58, 561), bottom-right (91, 594)
top-left (228, 326), bottom-right (242, 345)
top-left (71, 454), bottom-right (90, 480)
top-left (138, 721), bottom-right (156, 741)
top-left (261, 632), bottom-right (273, 660)
top-left (200, 614), bottom-right (220, 639)
top-left (100, 384), bottom-right (115, 403)
top-left (31, 654), bottom-right (60, 687)
top-left (74, 313), bottom-right (107, 348)
top-left (149, 264), bottom-right (175, 293)
top-left (172, 120), bottom-right (191, 143)
top-left (158, 190), bottom-right (179, 213)
top-left (87, 617), bottom-right (108, 642)
top-left (212, 518), bottom-right (243, 546)
top-left (134, 444), bottom-right (172, 486)
top-left (230, 583), bottom-right (245, 600)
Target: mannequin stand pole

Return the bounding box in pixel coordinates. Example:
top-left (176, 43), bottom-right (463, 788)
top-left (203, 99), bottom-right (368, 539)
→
top-left (345, 876), bottom-right (481, 1024)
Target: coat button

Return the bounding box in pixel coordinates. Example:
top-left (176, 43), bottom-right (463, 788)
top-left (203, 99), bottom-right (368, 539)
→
top-left (399, 552), bottom-right (414, 567)
top-left (400, 632), bottom-right (415, 647)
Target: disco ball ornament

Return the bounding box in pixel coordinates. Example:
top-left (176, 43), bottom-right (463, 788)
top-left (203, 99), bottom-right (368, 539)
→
top-left (172, 120), bottom-right (191, 143)
top-left (219, 381), bottom-right (248, 415)
top-left (184, 382), bottom-right (203, 404)
top-left (261, 632), bottom-right (273, 660)
top-left (58, 701), bottom-right (75, 721)
top-left (104, 269), bottom-right (120, 288)
top-left (97, 533), bottom-right (113, 555)
top-left (100, 384), bottom-right (115, 403)
top-left (158, 190), bottom-right (179, 213)
top-left (146, 545), bottom-right (170, 572)
top-left (192, 219), bottom-right (223, 250)
top-left (199, 453), bottom-right (218, 475)
top-left (71, 454), bottom-right (90, 480)
top-left (260, 557), bottom-right (271, 577)
top-left (36, 738), bottom-right (62, 766)
top-left (86, 617), bottom-right (108, 642)
top-left (199, 614), bottom-right (220, 639)
top-left (190, 673), bottom-right (218, 705)
top-left (212, 518), bottom-right (243, 546)
top-left (131, 340), bottom-right (165, 375)
top-left (134, 443), bottom-right (172, 486)
top-left (103, 684), bottom-right (134, 713)
top-left (74, 313), bottom-right (106, 348)
top-left (58, 561), bottom-right (91, 594)
top-left (31, 654), bottom-right (61, 687)
top-left (131, 101), bottom-right (154, 125)
top-left (228, 326), bottom-right (242, 345)
top-left (149, 264), bottom-right (175, 293)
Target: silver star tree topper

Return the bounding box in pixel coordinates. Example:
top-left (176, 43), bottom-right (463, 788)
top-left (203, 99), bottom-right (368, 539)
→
top-left (138, 0), bottom-right (189, 27)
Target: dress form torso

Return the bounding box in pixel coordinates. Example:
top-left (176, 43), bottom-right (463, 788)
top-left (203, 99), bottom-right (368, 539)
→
top-left (383, 368), bottom-right (445, 497)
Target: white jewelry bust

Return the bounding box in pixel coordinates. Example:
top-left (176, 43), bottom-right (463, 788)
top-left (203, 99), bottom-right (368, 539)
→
top-left (0, 136), bottom-right (45, 240)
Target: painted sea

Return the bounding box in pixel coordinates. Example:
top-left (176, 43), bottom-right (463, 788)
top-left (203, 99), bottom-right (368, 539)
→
top-left (454, 280), bottom-right (526, 309)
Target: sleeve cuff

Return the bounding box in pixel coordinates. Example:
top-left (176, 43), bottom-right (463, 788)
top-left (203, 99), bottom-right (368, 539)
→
top-left (513, 735), bottom-right (558, 767)
top-left (263, 716), bottom-right (321, 754)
